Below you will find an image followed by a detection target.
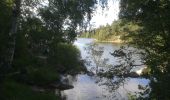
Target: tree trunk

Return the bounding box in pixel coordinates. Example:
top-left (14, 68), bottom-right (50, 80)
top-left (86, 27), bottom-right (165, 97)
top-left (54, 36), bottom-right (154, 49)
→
top-left (8, 0), bottom-right (21, 66)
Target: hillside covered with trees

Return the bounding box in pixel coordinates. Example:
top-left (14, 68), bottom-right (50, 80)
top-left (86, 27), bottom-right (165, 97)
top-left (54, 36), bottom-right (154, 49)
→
top-left (80, 19), bottom-right (140, 43)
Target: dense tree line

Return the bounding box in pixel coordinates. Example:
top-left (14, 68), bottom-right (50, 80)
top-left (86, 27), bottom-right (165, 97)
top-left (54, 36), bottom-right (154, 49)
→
top-left (80, 19), bottom-right (140, 42)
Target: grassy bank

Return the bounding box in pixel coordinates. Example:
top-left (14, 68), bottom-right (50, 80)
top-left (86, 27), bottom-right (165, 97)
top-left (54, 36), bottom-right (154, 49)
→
top-left (0, 80), bottom-right (59, 100)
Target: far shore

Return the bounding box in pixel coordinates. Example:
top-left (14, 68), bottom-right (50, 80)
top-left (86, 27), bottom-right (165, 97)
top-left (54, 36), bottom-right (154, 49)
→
top-left (94, 39), bottom-right (124, 44)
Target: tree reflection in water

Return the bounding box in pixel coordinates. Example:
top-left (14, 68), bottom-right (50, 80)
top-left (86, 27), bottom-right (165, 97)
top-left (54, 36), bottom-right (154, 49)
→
top-left (61, 41), bottom-right (150, 100)
top-left (84, 43), bottom-right (150, 99)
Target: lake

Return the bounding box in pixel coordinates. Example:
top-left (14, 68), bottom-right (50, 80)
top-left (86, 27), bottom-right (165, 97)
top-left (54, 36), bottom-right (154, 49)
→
top-left (60, 38), bottom-right (150, 100)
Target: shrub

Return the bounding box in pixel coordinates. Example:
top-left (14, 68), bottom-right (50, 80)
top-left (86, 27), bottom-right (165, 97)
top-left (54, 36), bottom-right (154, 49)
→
top-left (48, 43), bottom-right (85, 74)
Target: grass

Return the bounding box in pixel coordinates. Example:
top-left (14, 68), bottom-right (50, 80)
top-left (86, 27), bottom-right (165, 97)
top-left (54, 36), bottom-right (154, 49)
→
top-left (1, 80), bottom-right (59, 100)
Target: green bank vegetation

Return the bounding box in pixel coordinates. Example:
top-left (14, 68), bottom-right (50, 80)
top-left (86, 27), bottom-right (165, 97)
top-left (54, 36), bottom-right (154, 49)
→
top-left (80, 19), bottom-right (140, 43)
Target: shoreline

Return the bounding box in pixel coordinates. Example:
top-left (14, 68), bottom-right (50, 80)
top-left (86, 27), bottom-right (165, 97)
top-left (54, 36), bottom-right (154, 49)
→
top-left (94, 39), bottom-right (124, 44)
top-left (76, 37), bottom-right (125, 44)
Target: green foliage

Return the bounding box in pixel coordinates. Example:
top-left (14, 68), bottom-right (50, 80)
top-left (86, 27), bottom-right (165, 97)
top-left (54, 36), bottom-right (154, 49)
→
top-left (13, 32), bottom-right (33, 70)
top-left (0, 0), bottom-right (12, 58)
top-left (11, 32), bottom-right (59, 85)
top-left (48, 43), bottom-right (85, 74)
top-left (119, 0), bottom-right (170, 99)
top-left (1, 0), bottom-right (96, 99)
top-left (12, 32), bottom-right (82, 85)
top-left (1, 80), bottom-right (59, 100)
top-left (25, 66), bottom-right (60, 85)
top-left (80, 19), bottom-right (140, 42)
top-left (37, 0), bottom-right (97, 43)
top-left (0, 0), bottom-right (95, 79)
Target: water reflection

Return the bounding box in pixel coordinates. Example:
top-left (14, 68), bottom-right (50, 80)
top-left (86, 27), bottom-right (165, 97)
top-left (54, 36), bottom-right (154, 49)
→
top-left (60, 38), bottom-right (150, 100)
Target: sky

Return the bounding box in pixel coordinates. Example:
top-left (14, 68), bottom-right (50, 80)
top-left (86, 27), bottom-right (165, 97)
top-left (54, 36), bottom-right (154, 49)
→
top-left (90, 0), bottom-right (120, 28)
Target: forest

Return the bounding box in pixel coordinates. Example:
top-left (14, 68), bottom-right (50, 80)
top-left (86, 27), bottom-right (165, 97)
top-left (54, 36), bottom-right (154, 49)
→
top-left (0, 0), bottom-right (170, 100)
top-left (80, 19), bottom-right (140, 43)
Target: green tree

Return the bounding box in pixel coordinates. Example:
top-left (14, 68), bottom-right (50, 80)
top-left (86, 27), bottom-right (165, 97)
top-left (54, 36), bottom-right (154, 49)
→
top-left (119, 0), bottom-right (170, 99)
top-left (0, 0), bottom-right (108, 99)
top-left (80, 19), bottom-right (140, 42)
top-left (0, 0), bottom-right (98, 77)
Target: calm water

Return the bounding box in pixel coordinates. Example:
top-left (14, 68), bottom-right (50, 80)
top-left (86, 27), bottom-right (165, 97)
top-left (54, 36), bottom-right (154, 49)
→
top-left (61, 38), bottom-right (149, 100)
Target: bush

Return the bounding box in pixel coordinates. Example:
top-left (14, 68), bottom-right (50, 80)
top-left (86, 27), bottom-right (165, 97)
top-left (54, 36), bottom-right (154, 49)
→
top-left (48, 43), bottom-right (85, 74)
